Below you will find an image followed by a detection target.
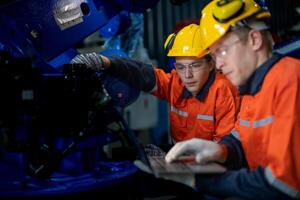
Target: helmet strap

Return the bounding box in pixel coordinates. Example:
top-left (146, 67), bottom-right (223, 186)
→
top-left (165, 33), bottom-right (177, 54)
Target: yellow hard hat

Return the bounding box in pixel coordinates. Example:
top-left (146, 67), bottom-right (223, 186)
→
top-left (200, 0), bottom-right (271, 50)
top-left (164, 24), bottom-right (209, 58)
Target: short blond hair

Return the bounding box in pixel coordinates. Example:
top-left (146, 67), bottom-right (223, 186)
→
top-left (232, 26), bottom-right (274, 51)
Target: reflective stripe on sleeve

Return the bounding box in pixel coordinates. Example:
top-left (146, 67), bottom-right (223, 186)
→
top-left (265, 167), bottom-right (300, 198)
top-left (230, 130), bottom-right (240, 140)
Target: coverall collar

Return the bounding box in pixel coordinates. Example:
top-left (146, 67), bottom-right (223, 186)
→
top-left (182, 70), bottom-right (216, 101)
top-left (239, 53), bottom-right (282, 95)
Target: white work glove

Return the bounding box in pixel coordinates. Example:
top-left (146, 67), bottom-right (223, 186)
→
top-left (133, 160), bottom-right (195, 188)
top-left (165, 138), bottom-right (227, 164)
top-left (70, 52), bottom-right (105, 71)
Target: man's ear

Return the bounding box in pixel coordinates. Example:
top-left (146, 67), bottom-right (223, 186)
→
top-left (209, 59), bottom-right (215, 72)
top-left (248, 29), bottom-right (263, 51)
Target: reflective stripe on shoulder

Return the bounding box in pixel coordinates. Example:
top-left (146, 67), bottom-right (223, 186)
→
top-left (196, 114), bottom-right (214, 121)
top-left (265, 167), bottom-right (300, 198)
top-left (230, 130), bottom-right (240, 140)
top-left (170, 106), bottom-right (188, 117)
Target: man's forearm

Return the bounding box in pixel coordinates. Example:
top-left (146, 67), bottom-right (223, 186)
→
top-left (219, 134), bottom-right (248, 169)
top-left (106, 56), bottom-right (156, 92)
top-left (195, 167), bottom-right (293, 200)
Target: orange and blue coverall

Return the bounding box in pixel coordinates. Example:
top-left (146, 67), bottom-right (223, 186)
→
top-left (107, 57), bottom-right (240, 142)
top-left (196, 54), bottom-right (300, 200)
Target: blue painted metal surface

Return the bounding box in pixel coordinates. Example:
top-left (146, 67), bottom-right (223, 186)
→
top-left (0, 0), bottom-right (161, 70)
top-left (0, 0), bottom-right (118, 71)
top-left (0, 0), bottom-right (160, 197)
top-left (99, 11), bottom-right (131, 38)
top-left (0, 160), bottom-right (137, 197)
top-left (112, 0), bottom-right (160, 13)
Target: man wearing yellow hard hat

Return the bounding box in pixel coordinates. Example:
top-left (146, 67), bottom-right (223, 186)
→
top-left (71, 24), bottom-right (240, 145)
top-left (165, 0), bottom-right (300, 199)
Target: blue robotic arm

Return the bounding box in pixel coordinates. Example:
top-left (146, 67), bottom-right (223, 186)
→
top-left (0, 0), bottom-right (160, 198)
top-left (0, 0), bottom-right (159, 70)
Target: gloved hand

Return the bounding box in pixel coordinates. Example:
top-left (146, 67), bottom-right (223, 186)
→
top-left (70, 52), bottom-right (105, 71)
top-left (133, 160), bottom-right (195, 188)
top-left (165, 138), bottom-right (228, 164)
top-left (144, 144), bottom-right (166, 157)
